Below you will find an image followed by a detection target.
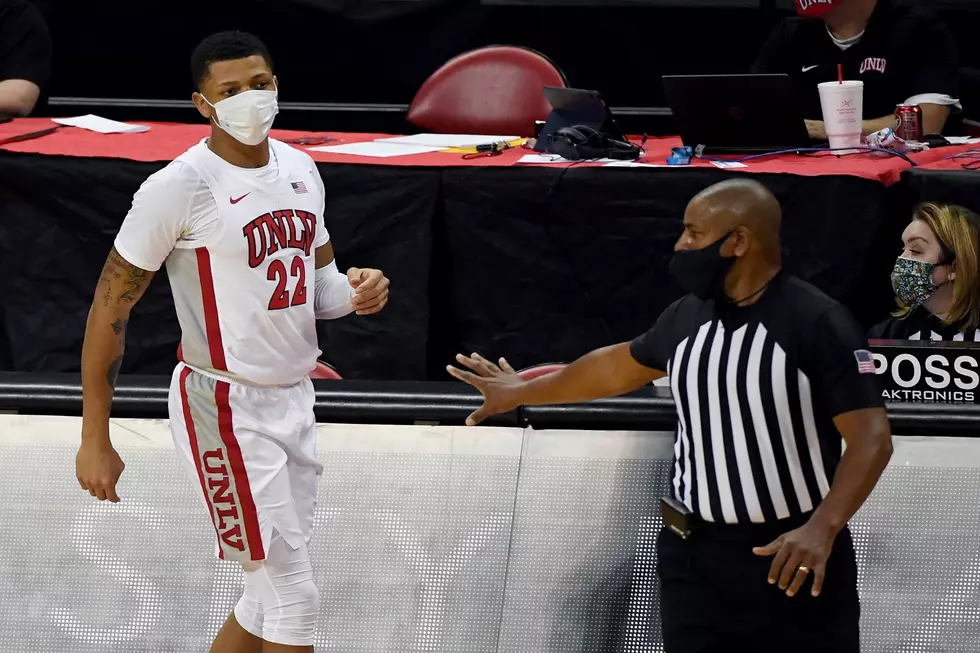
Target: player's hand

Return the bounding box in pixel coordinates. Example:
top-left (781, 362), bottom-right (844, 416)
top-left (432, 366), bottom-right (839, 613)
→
top-left (446, 353), bottom-right (525, 426)
top-left (752, 519), bottom-right (837, 597)
top-left (76, 439), bottom-right (125, 502)
top-left (805, 119), bottom-right (828, 141)
top-left (347, 268), bottom-right (389, 316)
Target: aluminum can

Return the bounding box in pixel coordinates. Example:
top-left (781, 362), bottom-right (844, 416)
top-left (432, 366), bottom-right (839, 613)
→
top-left (895, 104), bottom-right (923, 141)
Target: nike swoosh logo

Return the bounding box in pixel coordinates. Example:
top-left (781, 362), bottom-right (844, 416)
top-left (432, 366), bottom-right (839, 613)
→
top-left (802, 65), bottom-right (819, 72)
top-left (230, 193), bottom-right (250, 204)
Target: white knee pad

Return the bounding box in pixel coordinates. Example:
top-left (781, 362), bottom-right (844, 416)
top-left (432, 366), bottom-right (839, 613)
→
top-left (238, 535), bottom-right (320, 646)
top-left (233, 573), bottom-right (264, 639)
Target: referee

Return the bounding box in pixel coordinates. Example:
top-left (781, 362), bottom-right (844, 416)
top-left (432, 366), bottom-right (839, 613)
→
top-left (447, 179), bottom-right (893, 652)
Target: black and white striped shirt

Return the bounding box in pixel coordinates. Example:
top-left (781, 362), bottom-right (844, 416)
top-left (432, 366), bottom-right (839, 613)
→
top-left (868, 307), bottom-right (980, 343)
top-left (631, 273), bottom-right (883, 525)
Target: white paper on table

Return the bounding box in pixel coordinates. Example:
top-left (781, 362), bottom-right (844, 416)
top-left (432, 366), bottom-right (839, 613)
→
top-left (52, 114), bottom-right (150, 134)
top-left (517, 154), bottom-right (620, 164)
top-left (946, 136), bottom-right (980, 145)
top-left (378, 134), bottom-right (519, 149)
top-left (309, 142), bottom-right (445, 157)
top-left (603, 160), bottom-right (671, 168)
top-left (709, 160), bottom-right (748, 169)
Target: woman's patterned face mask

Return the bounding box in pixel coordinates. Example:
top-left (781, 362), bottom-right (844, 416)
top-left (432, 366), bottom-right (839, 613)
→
top-left (891, 256), bottom-right (939, 307)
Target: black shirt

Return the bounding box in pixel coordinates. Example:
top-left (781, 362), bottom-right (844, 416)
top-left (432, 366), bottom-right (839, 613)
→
top-left (0, 0), bottom-right (52, 108)
top-left (752, 0), bottom-right (959, 124)
top-left (869, 306), bottom-right (980, 342)
top-left (630, 273), bottom-right (882, 525)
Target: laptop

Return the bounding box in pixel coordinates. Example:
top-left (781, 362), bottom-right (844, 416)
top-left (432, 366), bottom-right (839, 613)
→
top-left (534, 86), bottom-right (628, 152)
top-left (662, 74), bottom-right (811, 154)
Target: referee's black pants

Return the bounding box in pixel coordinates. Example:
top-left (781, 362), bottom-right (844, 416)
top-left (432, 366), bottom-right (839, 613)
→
top-left (657, 513), bottom-right (860, 653)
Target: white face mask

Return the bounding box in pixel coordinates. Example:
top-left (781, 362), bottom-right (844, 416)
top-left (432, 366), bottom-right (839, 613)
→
top-left (205, 86), bottom-right (279, 146)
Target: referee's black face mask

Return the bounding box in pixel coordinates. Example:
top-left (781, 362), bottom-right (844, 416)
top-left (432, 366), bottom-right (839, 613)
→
top-left (669, 230), bottom-right (737, 300)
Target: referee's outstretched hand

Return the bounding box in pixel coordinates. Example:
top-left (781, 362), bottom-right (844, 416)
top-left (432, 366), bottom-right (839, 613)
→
top-left (446, 353), bottom-right (525, 426)
top-left (752, 521), bottom-right (836, 598)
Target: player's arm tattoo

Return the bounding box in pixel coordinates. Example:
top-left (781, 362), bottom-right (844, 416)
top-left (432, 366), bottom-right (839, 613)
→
top-left (107, 318), bottom-right (127, 389)
top-left (120, 265), bottom-right (150, 304)
top-left (89, 249), bottom-right (149, 397)
top-left (97, 249), bottom-right (153, 308)
top-left (111, 318), bottom-right (128, 338)
top-left (107, 354), bottom-right (123, 390)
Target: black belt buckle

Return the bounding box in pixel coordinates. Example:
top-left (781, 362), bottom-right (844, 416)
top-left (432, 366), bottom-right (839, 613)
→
top-left (660, 496), bottom-right (694, 540)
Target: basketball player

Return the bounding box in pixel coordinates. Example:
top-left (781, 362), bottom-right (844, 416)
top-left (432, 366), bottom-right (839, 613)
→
top-left (75, 31), bottom-right (389, 652)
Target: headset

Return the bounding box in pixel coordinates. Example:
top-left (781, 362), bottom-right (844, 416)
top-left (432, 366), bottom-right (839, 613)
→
top-left (546, 125), bottom-right (643, 161)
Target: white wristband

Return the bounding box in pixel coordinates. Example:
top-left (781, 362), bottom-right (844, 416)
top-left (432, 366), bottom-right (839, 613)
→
top-left (314, 260), bottom-right (355, 320)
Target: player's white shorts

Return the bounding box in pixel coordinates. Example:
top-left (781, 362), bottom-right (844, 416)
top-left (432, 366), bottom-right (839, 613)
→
top-left (168, 363), bottom-right (322, 562)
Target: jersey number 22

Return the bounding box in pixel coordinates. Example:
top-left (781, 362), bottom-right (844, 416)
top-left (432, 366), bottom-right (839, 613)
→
top-left (267, 255), bottom-right (308, 310)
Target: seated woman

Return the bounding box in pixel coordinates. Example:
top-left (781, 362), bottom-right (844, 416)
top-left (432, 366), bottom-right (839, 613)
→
top-left (869, 203), bottom-right (980, 342)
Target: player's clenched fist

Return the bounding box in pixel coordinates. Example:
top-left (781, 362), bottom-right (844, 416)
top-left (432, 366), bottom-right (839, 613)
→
top-left (347, 267), bottom-right (390, 316)
top-left (76, 440), bottom-right (125, 502)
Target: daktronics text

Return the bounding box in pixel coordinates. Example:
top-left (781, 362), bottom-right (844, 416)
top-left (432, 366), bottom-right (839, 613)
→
top-left (872, 352), bottom-right (978, 402)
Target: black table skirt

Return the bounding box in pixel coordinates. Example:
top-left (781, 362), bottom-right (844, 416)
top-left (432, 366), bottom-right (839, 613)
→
top-left (0, 151), bottom-right (931, 380)
top-left (901, 167), bottom-right (980, 212)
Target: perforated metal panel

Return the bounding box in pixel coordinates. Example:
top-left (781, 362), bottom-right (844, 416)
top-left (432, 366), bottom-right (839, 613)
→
top-left (852, 466), bottom-right (980, 653)
top-left (1, 418), bottom-right (979, 652)
top-left (498, 457), bottom-right (668, 653)
top-left (315, 450), bottom-right (518, 652)
top-left (0, 443), bottom-right (223, 653)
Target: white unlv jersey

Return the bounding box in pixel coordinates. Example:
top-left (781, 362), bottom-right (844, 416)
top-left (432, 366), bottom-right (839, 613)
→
top-left (115, 139), bottom-right (329, 386)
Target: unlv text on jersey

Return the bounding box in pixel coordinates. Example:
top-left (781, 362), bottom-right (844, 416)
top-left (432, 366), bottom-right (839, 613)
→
top-left (242, 209), bottom-right (318, 268)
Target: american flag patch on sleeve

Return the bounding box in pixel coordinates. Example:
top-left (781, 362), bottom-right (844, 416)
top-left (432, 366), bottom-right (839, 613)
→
top-left (291, 181), bottom-right (308, 194)
top-left (854, 349), bottom-right (876, 374)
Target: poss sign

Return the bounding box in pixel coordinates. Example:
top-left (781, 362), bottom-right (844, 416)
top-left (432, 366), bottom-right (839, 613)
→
top-left (869, 340), bottom-right (980, 403)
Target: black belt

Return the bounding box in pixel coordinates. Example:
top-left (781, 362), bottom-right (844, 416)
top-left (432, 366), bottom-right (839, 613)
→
top-left (661, 496), bottom-right (814, 541)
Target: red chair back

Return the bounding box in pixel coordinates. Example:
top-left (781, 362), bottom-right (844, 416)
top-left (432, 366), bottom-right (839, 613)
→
top-left (518, 363), bottom-right (566, 381)
top-left (310, 360), bottom-right (343, 380)
top-left (407, 46), bottom-right (567, 138)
